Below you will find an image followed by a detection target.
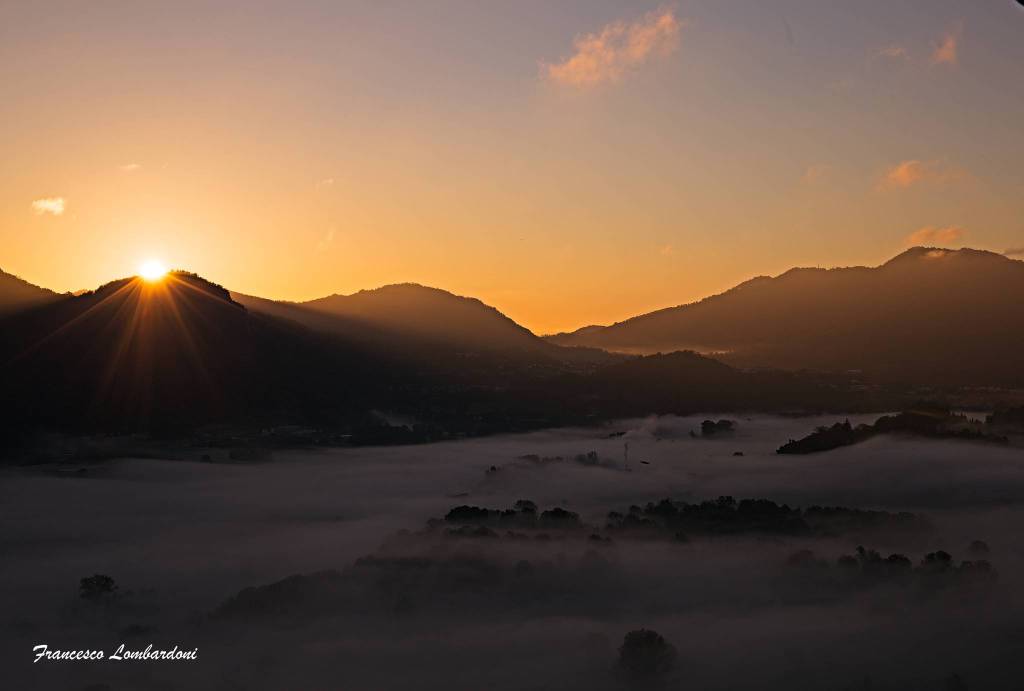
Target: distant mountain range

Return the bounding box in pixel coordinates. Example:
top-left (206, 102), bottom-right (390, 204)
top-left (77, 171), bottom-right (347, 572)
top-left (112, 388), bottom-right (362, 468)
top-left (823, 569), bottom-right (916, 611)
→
top-left (1, 246), bottom-right (1020, 445)
top-left (0, 272), bottom-right (628, 443)
top-left (547, 248), bottom-right (1024, 386)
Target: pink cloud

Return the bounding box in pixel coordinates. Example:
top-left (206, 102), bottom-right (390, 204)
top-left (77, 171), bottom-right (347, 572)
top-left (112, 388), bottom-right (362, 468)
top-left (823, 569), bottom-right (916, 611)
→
top-left (904, 225), bottom-right (966, 247)
top-left (931, 24), bottom-right (961, 65)
top-left (543, 8), bottom-right (682, 89)
top-left (878, 159), bottom-right (963, 190)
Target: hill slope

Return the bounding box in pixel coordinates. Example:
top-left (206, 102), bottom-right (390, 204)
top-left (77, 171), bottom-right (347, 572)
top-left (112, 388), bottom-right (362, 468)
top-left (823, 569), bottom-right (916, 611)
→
top-left (232, 283), bottom-right (617, 374)
top-left (0, 272), bottom-right (401, 435)
top-left (547, 248), bottom-right (1024, 385)
top-left (302, 283), bottom-right (546, 352)
top-left (0, 268), bottom-right (61, 317)
top-left (234, 283), bottom-right (548, 354)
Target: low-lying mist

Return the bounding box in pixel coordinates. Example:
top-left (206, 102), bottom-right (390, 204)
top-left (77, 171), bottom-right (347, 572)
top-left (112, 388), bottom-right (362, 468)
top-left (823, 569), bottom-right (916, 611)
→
top-left (2, 414), bottom-right (1023, 690)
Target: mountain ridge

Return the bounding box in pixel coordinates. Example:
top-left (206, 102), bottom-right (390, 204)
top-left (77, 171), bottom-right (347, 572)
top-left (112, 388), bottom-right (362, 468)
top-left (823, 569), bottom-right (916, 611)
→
top-left (0, 271), bottom-right (405, 436)
top-left (0, 270), bottom-right (901, 444)
top-left (230, 282), bottom-right (604, 366)
top-left (545, 247), bottom-right (1024, 385)
top-left (0, 268), bottom-right (62, 317)
top-left (548, 248), bottom-right (1018, 338)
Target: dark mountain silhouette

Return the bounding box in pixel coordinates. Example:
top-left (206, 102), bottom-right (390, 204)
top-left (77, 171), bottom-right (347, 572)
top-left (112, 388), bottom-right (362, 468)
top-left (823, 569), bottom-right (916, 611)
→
top-left (232, 283), bottom-right (613, 370)
top-left (0, 272), bottom-right (404, 437)
top-left (0, 268), bottom-right (61, 317)
top-left (303, 283), bottom-right (546, 352)
top-left (547, 247), bottom-right (1024, 386)
top-left (0, 272), bottom-right (629, 444)
top-left (0, 271), bottom-right (900, 449)
top-left (234, 283), bottom-right (545, 353)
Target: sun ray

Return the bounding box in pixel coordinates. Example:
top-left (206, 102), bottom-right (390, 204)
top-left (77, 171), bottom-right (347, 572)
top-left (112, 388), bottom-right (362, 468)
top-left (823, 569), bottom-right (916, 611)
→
top-left (4, 279), bottom-right (139, 367)
top-left (157, 277), bottom-right (217, 400)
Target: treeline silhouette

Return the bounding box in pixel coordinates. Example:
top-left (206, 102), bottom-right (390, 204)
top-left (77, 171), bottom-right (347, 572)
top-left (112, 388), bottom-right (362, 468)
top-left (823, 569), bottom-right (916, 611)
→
top-left (604, 496), bottom-right (921, 539)
top-left (777, 410), bottom-right (1011, 454)
top-left (787, 545), bottom-right (996, 592)
top-left (425, 496), bottom-right (922, 542)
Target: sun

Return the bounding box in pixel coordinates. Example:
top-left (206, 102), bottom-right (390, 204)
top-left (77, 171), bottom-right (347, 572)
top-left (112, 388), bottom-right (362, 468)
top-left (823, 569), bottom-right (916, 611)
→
top-left (138, 260), bottom-right (168, 282)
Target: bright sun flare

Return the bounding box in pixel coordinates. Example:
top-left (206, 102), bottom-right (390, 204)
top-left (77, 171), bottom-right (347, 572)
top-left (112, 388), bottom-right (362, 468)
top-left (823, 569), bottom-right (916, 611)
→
top-left (138, 260), bottom-right (168, 282)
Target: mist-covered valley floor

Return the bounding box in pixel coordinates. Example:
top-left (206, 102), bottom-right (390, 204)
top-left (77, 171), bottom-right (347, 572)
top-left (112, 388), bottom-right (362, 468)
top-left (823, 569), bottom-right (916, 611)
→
top-left (3, 414), bottom-right (1024, 690)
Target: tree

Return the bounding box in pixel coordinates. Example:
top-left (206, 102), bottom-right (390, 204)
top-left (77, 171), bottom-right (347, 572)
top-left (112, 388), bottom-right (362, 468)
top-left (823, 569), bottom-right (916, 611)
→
top-left (79, 574), bottom-right (118, 601)
top-left (618, 629), bottom-right (676, 680)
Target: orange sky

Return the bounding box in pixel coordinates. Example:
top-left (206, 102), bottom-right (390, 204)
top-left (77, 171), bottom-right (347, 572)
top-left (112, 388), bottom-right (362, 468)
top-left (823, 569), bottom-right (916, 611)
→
top-left (2, 1), bottom-right (1022, 334)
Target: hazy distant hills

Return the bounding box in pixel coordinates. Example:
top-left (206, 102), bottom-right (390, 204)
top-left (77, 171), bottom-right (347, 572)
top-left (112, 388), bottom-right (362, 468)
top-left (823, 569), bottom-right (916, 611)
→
top-left (232, 283), bottom-right (612, 369)
top-left (547, 247), bottom-right (1024, 386)
top-left (304, 284), bottom-right (545, 352)
top-left (233, 283), bottom-right (543, 352)
top-left (0, 268), bottom-right (61, 317)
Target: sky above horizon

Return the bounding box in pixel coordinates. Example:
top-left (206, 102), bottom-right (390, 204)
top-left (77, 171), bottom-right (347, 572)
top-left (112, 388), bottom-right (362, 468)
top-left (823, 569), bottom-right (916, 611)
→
top-left (2, 0), bottom-right (1023, 333)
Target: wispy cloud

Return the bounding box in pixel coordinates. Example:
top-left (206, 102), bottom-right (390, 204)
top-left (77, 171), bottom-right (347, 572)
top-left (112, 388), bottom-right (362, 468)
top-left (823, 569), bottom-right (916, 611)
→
top-left (315, 178), bottom-right (335, 190)
top-left (543, 8), bottom-right (682, 89)
top-left (31, 197), bottom-right (65, 216)
top-left (878, 159), bottom-right (962, 190)
top-left (904, 225), bottom-right (966, 247)
top-left (120, 163), bottom-right (142, 173)
top-left (931, 23), bottom-right (961, 66)
top-left (801, 164), bottom-right (831, 185)
top-left (877, 45), bottom-right (909, 60)
top-left (883, 160), bottom-right (928, 188)
top-left (317, 228), bottom-right (336, 251)
top-left (1004, 247), bottom-right (1024, 258)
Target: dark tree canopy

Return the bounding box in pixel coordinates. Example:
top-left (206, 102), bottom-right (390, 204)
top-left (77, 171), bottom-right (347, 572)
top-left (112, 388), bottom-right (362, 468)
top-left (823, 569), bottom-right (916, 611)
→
top-left (618, 629), bottom-right (676, 679)
top-left (79, 574), bottom-right (118, 601)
